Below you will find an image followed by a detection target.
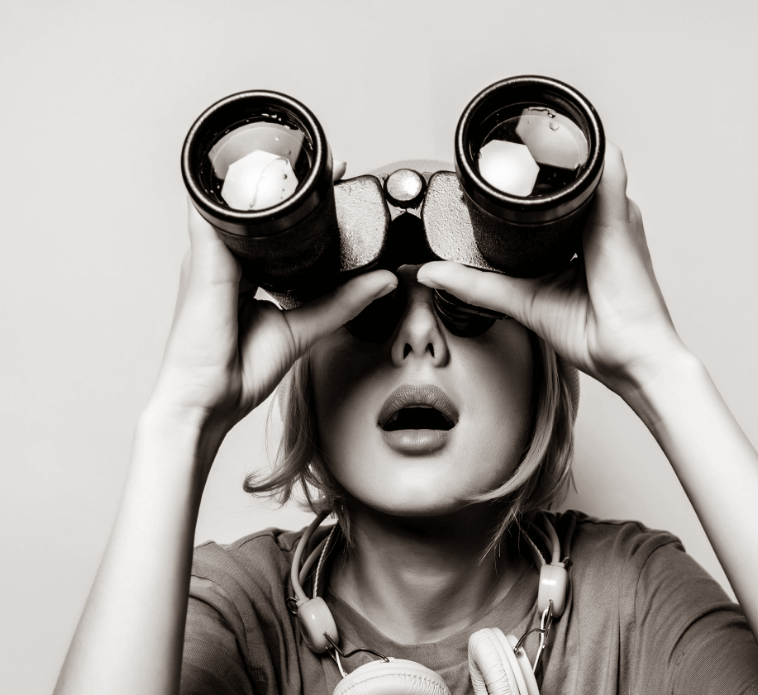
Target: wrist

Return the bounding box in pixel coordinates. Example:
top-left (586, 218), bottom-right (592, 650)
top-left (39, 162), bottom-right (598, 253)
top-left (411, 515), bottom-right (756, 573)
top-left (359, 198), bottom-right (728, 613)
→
top-left (134, 401), bottom-right (227, 489)
top-left (614, 343), bottom-right (707, 432)
top-left (139, 397), bottom-right (209, 438)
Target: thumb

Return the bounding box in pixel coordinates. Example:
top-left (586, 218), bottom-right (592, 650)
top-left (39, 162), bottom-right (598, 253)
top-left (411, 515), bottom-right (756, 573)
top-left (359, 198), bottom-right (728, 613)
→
top-left (417, 261), bottom-right (541, 328)
top-left (284, 270), bottom-right (398, 355)
top-left (186, 202), bottom-right (241, 288)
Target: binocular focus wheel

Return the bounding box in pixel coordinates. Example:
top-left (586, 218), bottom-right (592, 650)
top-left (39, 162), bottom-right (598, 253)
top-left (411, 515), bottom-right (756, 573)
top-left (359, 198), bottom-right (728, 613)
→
top-left (332, 659), bottom-right (451, 695)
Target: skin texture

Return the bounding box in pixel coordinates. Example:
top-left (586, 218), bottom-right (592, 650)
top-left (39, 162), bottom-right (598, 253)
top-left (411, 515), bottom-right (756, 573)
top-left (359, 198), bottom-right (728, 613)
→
top-left (310, 265), bottom-right (535, 518)
top-left (53, 144), bottom-right (758, 695)
top-left (310, 266), bottom-right (537, 643)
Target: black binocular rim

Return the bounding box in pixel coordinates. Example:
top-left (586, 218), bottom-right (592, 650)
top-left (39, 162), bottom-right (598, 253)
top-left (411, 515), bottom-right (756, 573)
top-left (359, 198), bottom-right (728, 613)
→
top-left (455, 75), bottom-right (605, 224)
top-left (181, 90), bottom-right (332, 237)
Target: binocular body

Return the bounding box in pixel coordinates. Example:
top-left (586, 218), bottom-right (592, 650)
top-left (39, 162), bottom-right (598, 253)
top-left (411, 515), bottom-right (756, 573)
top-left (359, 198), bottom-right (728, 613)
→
top-left (182, 76), bottom-right (605, 311)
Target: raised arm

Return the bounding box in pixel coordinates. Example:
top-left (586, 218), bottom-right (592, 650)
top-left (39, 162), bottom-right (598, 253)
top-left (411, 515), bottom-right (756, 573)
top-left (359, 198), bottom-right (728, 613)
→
top-left (53, 206), bottom-right (397, 695)
top-left (417, 143), bottom-right (758, 638)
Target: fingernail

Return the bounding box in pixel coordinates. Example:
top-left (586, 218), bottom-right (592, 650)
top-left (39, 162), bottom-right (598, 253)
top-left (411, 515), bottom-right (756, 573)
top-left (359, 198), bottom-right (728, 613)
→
top-left (373, 281), bottom-right (397, 300)
top-left (416, 270), bottom-right (441, 289)
top-left (333, 159), bottom-right (347, 182)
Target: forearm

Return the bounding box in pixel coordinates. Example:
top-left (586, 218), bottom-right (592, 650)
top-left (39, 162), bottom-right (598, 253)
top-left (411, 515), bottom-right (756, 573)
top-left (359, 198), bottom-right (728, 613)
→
top-left (54, 406), bottom-right (217, 695)
top-left (620, 349), bottom-right (758, 638)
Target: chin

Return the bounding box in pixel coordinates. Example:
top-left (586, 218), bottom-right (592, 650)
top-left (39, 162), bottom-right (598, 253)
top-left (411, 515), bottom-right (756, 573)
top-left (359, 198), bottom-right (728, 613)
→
top-left (339, 460), bottom-right (476, 518)
top-left (358, 491), bottom-right (467, 519)
top-left (329, 435), bottom-right (519, 519)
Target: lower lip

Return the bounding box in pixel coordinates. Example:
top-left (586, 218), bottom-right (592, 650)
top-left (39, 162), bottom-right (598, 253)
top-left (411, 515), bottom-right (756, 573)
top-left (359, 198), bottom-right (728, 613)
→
top-left (381, 429), bottom-right (450, 455)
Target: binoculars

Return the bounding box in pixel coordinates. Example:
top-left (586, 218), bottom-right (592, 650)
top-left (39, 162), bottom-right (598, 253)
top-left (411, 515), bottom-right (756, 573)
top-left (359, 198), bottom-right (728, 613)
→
top-left (182, 76), bottom-right (604, 338)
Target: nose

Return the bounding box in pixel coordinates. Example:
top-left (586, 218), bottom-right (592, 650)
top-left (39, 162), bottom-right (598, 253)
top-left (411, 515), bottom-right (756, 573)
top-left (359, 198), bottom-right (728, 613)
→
top-left (390, 265), bottom-right (450, 367)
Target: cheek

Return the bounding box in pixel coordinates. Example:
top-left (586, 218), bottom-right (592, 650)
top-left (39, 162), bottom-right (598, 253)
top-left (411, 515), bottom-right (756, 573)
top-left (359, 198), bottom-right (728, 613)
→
top-left (310, 334), bottom-right (384, 456)
top-left (308, 323), bottom-right (537, 515)
top-left (455, 324), bottom-right (535, 479)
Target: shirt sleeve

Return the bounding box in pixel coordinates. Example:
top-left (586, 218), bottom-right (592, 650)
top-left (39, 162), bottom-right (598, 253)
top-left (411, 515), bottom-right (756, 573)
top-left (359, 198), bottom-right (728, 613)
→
top-left (179, 533), bottom-right (314, 695)
top-left (181, 577), bottom-right (256, 695)
top-left (631, 539), bottom-right (758, 694)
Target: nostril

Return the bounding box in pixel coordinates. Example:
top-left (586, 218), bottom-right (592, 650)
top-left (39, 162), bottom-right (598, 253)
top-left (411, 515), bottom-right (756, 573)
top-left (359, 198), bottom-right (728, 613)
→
top-left (400, 340), bottom-right (438, 360)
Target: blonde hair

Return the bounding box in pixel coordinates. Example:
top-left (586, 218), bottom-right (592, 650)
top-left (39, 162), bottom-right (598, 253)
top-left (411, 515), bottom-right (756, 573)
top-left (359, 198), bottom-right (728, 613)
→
top-left (244, 333), bottom-right (576, 552)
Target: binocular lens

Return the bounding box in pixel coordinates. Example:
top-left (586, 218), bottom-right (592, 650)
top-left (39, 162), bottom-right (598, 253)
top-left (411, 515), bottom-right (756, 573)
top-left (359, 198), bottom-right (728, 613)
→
top-left (183, 91), bottom-right (337, 296)
top-left (478, 106), bottom-right (589, 198)
top-left (182, 77), bottom-right (603, 304)
top-left (205, 118), bottom-right (313, 212)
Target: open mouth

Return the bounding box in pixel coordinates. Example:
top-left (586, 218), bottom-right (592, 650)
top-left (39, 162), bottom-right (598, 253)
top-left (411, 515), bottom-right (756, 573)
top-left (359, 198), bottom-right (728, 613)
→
top-left (382, 406), bottom-right (455, 431)
top-left (378, 384), bottom-right (459, 432)
top-left (378, 384), bottom-right (458, 455)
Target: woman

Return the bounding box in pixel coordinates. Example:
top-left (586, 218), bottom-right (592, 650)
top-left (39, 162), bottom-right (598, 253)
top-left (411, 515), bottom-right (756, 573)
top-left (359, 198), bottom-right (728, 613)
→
top-left (53, 144), bottom-right (758, 695)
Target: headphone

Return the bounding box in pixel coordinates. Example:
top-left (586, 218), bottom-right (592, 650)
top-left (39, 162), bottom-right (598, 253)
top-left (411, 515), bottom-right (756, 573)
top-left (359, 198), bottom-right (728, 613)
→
top-left (290, 512), bottom-right (569, 695)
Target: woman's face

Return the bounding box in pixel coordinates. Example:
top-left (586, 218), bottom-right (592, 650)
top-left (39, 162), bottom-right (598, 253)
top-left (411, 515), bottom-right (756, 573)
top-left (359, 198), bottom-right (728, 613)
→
top-left (310, 265), bottom-right (535, 517)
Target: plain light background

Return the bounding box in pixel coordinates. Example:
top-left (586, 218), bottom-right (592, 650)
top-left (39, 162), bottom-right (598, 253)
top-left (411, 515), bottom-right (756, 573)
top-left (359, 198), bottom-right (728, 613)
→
top-left (1, 1), bottom-right (756, 693)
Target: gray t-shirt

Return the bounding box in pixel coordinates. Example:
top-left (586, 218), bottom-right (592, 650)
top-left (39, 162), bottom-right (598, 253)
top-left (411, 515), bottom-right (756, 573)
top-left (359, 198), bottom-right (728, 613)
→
top-left (180, 511), bottom-right (758, 695)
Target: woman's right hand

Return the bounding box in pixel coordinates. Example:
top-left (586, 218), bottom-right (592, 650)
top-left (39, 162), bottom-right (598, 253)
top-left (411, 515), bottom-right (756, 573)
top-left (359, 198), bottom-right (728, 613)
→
top-left (148, 204), bottom-right (397, 443)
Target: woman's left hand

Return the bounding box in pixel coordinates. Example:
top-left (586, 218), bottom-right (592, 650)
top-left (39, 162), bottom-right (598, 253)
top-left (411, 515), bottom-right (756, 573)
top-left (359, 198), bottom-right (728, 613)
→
top-left (419, 143), bottom-right (758, 642)
top-left (417, 142), bottom-right (688, 396)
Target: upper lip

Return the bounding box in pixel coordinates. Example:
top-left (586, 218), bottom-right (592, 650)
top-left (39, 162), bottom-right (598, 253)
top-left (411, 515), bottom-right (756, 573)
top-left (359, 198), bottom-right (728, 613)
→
top-left (377, 384), bottom-right (460, 429)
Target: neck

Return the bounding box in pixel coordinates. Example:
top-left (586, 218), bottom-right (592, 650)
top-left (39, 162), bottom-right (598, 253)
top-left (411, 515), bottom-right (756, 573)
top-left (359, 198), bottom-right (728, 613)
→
top-left (328, 500), bottom-right (528, 644)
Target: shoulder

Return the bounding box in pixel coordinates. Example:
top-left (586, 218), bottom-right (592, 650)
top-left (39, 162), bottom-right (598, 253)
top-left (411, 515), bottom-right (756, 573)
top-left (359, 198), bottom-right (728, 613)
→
top-left (551, 509), bottom-right (683, 575)
top-left (193, 527), bottom-right (304, 582)
top-left (184, 528), bottom-right (313, 695)
top-left (192, 528), bottom-right (304, 594)
top-left (543, 515), bottom-right (758, 693)
top-left (190, 528), bottom-right (303, 618)
top-left (545, 510), bottom-right (739, 635)
top-left (545, 510), bottom-right (699, 621)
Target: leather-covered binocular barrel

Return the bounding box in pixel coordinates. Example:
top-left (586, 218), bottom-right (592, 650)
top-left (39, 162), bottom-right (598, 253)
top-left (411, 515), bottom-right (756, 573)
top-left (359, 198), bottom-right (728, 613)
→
top-left (182, 76), bottom-right (604, 310)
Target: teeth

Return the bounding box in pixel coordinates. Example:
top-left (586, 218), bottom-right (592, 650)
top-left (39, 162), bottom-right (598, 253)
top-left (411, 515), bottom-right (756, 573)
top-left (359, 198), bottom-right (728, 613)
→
top-left (386, 412), bottom-right (399, 425)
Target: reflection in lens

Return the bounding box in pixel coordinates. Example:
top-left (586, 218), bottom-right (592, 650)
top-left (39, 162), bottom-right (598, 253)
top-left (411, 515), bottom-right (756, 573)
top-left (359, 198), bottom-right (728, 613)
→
top-left (478, 107), bottom-right (589, 198)
top-left (207, 122), bottom-right (310, 210)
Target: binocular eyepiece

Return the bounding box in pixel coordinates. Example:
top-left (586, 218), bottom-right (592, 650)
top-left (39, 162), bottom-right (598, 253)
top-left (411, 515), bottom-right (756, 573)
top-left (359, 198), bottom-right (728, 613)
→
top-left (182, 76), bottom-right (604, 337)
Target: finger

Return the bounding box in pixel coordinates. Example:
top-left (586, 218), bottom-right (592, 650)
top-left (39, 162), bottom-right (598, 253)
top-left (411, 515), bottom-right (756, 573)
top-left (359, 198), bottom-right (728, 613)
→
top-left (627, 197), bottom-right (643, 226)
top-left (417, 261), bottom-right (541, 327)
top-left (186, 202), bottom-right (241, 287)
top-left (587, 143), bottom-right (632, 239)
top-left (187, 201), bottom-right (222, 249)
top-left (582, 144), bottom-right (652, 288)
top-left (585, 141), bottom-right (630, 233)
top-left (284, 270), bottom-right (397, 354)
top-left (169, 204), bottom-right (245, 341)
top-left (169, 248), bottom-right (193, 330)
top-left (333, 159), bottom-right (347, 182)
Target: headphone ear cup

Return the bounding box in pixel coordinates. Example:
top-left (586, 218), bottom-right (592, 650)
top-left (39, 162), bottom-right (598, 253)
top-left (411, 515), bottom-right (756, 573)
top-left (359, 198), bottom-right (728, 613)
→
top-left (297, 597), bottom-right (338, 654)
top-left (468, 628), bottom-right (539, 695)
top-left (504, 634), bottom-right (540, 695)
top-left (332, 658), bottom-right (451, 695)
